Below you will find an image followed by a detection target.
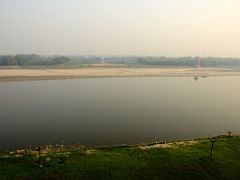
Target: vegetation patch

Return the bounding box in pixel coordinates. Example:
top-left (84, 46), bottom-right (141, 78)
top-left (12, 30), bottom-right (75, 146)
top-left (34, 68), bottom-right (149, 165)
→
top-left (0, 136), bottom-right (240, 179)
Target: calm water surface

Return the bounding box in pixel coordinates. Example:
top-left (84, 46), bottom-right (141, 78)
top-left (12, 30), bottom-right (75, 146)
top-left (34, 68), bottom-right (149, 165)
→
top-left (0, 76), bottom-right (240, 151)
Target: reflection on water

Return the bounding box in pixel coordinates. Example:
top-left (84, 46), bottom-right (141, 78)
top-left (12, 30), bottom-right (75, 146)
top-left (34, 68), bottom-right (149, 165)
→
top-left (194, 75), bottom-right (208, 81)
top-left (0, 76), bottom-right (240, 151)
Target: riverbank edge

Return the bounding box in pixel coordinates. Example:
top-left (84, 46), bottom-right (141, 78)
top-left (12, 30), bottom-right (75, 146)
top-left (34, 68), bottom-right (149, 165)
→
top-left (0, 134), bottom-right (238, 157)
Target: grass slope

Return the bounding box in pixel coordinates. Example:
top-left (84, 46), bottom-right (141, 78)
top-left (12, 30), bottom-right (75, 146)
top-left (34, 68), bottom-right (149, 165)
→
top-left (0, 136), bottom-right (240, 179)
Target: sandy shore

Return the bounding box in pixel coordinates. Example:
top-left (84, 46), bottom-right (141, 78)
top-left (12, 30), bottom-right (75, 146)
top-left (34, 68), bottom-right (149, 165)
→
top-left (0, 67), bottom-right (240, 81)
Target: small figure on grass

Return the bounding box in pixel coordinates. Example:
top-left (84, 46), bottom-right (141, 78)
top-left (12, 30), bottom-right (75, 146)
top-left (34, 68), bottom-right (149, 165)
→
top-left (209, 137), bottom-right (216, 158)
top-left (35, 146), bottom-right (43, 168)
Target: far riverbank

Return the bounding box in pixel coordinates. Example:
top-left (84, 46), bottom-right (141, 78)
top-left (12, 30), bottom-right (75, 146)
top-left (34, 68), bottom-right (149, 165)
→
top-left (1, 67), bottom-right (240, 81)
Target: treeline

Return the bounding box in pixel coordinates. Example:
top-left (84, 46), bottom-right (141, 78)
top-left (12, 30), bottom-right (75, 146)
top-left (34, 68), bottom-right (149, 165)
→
top-left (134, 57), bottom-right (240, 67)
top-left (1, 54), bottom-right (240, 67)
top-left (55, 56), bottom-right (240, 67)
top-left (0, 54), bottom-right (70, 66)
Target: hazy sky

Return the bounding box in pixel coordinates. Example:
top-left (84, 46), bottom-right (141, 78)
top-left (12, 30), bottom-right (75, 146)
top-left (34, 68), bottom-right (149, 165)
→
top-left (1, 0), bottom-right (240, 57)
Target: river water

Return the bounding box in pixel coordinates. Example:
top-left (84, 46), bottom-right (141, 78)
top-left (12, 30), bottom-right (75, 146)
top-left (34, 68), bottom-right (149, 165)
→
top-left (0, 76), bottom-right (240, 151)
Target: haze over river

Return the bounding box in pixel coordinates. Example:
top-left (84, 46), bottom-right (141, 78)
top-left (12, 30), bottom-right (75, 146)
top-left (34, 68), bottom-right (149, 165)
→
top-left (0, 76), bottom-right (240, 151)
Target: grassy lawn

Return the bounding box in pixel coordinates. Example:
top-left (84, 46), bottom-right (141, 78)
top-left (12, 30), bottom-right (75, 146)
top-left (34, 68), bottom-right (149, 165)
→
top-left (0, 136), bottom-right (240, 179)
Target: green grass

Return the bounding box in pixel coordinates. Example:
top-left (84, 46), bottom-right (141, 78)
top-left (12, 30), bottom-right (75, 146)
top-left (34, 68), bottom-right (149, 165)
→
top-left (1, 136), bottom-right (240, 179)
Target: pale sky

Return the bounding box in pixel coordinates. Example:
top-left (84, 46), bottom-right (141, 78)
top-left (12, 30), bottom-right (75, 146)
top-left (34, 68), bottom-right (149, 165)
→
top-left (0, 0), bottom-right (240, 57)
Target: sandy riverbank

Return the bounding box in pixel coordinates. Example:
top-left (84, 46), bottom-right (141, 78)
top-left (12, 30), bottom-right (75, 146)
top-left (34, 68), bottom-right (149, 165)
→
top-left (0, 67), bottom-right (240, 81)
